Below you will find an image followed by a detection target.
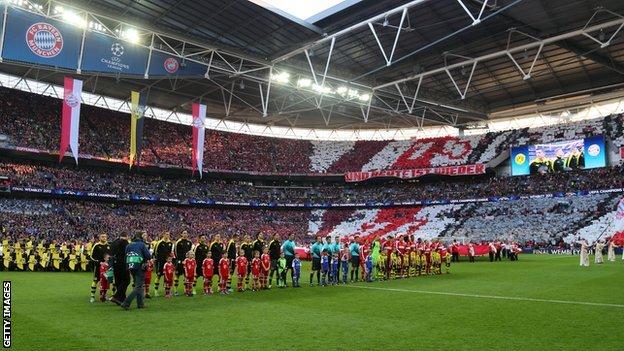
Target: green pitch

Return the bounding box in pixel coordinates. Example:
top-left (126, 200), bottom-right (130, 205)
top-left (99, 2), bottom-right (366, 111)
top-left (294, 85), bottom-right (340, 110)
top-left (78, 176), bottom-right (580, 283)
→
top-left (4, 255), bottom-right (623, 351)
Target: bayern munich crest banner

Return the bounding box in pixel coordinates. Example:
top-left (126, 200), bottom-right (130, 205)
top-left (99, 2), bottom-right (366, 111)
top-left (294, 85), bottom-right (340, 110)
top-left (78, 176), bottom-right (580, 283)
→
top-left (59, 77), bottom-right (83, 163)
top-left (344, 164), bottom-right (487, 182)
top-left (2, 8), bottom-right (81, 69)
top-left (191, 103), bottom-right (207, 177)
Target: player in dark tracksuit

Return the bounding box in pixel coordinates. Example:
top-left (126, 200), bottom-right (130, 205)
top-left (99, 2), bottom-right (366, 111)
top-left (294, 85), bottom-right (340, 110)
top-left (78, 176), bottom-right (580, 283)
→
top-left (89, 234), bottom-right (111, 303)
top-left (226, 234), bottom-right (238, 291)
top-left (173, 231), bottom-right (193, 295)
top-left (193, 235), bottom-right (209, 290)
top-left (268, 235), bottom-right (281, 287)
top-left (252, 234), bottom-right (265, 259)
top-left (240, 235), bottom-right (254, 289)
top-left (210, 234), bottom-right (225, 278)
top-left (153, 232), bottom-right (173, 296)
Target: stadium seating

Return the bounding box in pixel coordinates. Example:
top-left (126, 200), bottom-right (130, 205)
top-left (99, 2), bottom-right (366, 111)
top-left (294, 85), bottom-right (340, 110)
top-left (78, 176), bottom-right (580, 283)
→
top-left (2, 159), bottom-right (623, 205)
top-left (2, 86), bottom-right (623, 175)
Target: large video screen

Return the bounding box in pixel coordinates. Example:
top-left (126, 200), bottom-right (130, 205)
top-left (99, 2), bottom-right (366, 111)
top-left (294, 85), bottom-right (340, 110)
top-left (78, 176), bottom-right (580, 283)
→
top-left (510, 135), bottom-right (606, 176)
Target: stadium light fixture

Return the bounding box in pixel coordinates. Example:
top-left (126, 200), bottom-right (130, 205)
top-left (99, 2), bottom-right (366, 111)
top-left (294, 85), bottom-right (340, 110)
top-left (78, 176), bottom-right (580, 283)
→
top-left (122, 28), bottom-right (140, 44)
top-left (336, 86), bottom-right (348, 95)
top-left (53, 5), bottom-right (64, 14)
top-left (312, 84), bottom-right (332, 94)
top-left (297, 78), bottom-right (312, 88)
top-left (358, 93), bottom-right (371, 102)
top-left (88, 21), bottom-right (104, 32)
top-left (271, 71), bottom-right (290, 84)
top-left (63, 10), bottom-right (86, 28)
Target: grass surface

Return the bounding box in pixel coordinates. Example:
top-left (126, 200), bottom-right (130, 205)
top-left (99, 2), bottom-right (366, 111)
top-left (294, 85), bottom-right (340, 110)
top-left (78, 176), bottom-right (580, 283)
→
top-left (4, 255), bottom-right (624, 351)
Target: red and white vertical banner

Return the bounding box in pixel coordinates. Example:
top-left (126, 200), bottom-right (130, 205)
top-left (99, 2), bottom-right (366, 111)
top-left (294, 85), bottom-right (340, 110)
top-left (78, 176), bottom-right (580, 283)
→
top-left (59, 77), bottom-right (83, 163)
top-left (191, 103), bottom-right (206, 178)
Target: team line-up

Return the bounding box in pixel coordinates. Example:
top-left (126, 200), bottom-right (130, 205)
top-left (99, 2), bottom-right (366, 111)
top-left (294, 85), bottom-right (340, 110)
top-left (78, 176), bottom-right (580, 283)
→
top-left (90, 231), bottom-right (467, 303)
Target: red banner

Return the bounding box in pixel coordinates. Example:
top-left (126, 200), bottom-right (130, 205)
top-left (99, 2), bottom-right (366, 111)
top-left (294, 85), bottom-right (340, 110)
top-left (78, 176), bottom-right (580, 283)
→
top-left (345, 164), bottom-right (486, 182)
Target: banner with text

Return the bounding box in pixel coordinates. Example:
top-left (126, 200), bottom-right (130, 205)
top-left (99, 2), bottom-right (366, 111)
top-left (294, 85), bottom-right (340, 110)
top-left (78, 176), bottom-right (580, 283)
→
top-left (344, 164), bottom-right (486, 182)
top-left (2, 8), bottom-right (81, 69)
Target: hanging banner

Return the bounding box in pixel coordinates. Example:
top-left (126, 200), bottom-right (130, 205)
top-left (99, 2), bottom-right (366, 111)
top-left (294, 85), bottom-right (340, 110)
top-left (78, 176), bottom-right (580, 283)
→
top-left (80, 32), bottom-right (148, 75)
top-left (2, 8), bottom-right (81, 69)
top-left (344, 164), bottom-right (486, 182)
top-left (129, 91), bottom-right (146, 168)
top-left (59, 77), bottom-right (82, 163)
top-left (147, 50), bottom-right (208, 77)
top-left (191, 103), bottom-right (206, 177)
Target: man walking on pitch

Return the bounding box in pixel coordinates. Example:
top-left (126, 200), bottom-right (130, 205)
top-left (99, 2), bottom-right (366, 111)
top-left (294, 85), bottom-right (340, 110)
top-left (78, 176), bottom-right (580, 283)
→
top-left (109, 232), bottom-right (129, 305)
top-left (121, 232), bottom-right (151, 310)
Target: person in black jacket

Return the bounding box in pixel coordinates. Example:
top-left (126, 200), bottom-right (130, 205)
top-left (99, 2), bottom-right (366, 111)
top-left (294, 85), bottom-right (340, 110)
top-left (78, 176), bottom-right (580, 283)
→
top-left (173, 231), bottom-right (193, 295)
top-left (210, 234), bottom-right (224, 278)
top-left (226, 234), bottom-right (238, 292)
top-left (252, 233), bottom-right (265, 257)
top-left (268, 234), bottom-right (281, 288)
top-left (194, 235), bottom-right (209, 290)
top-left (89, 234), bottom-right (110, 303)
top-left (153, 232), bottom-right (173, 297)
top-left (121, 232), bottom-right (151, 310)
top-left (109, 232), bottom-right (129, 305)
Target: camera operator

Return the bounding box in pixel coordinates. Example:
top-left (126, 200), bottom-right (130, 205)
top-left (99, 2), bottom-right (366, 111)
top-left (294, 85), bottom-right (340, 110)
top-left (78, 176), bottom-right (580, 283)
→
top-left (121, 231), bottom-right (151, 310)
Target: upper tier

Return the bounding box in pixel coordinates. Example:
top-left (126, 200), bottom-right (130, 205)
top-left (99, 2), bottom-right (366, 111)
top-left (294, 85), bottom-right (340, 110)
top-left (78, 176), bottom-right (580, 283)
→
top-left (1, 87), bottom-right (623, 175)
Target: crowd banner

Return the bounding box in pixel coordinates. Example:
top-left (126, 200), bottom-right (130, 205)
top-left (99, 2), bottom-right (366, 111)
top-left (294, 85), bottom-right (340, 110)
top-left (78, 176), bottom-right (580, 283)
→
top-left (191, 103), bottom-right (206, 178)
top-left (129, 91), bottom-right (147, 168)
top-left (2, 7), bottom-right (81, 69)
top-left (345, 164), bottom-right (486, 182)
top-left (59, 77), bottom-right (82, 164)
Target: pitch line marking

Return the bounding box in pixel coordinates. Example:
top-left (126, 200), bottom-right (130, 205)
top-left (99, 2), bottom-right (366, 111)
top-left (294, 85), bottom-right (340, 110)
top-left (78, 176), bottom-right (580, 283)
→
top-left (344, 285), bottom-right (624, 308)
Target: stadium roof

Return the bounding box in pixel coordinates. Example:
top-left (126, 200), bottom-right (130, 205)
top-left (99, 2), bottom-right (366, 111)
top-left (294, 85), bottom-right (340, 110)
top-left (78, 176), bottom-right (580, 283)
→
top-left (3, 0), bottom-right (624, 133)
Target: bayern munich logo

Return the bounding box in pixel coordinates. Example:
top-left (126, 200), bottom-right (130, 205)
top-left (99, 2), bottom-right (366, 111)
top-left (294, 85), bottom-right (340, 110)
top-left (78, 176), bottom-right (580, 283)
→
top-left (26, 22), bottom-right (63, 58)
top-left (587, 144), bottom-right (600, 157)
top-left (64, 93), bottom-right (80, 108)
top-left (163, 57), bottom-right (179, 73)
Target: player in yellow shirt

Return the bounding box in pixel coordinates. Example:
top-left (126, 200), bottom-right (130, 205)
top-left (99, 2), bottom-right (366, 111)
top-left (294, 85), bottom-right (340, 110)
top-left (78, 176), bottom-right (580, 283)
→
top-left (431, 249), bottom-right (442, 275)
top-left (377, 252), bottom-right (386, 281)
top-left (418, 250), bottom-right (426, 276)
top-left (444, 250), bottom-right (452, 274)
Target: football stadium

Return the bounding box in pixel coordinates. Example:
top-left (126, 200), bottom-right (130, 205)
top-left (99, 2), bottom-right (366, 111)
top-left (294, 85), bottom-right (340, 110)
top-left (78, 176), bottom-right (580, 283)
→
top-left (1, 0), bottom-right (624, 350)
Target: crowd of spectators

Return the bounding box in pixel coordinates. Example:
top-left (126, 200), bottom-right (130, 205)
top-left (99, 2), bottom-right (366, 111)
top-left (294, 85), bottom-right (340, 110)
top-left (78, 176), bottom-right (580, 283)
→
top-left (0, 198), bottom-right (310, 243)
top-left (4, 86), bottom-right (622, 175)
top-left (2, 159), bottom-right (623, 204)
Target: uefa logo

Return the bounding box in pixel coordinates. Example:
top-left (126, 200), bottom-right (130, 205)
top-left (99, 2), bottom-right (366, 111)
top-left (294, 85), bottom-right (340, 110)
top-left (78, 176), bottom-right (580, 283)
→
top-left (164, 57), bottom-right (179, 73)
top-left (26, 22), bottom-right (63, 58)
top-left (64, 93), bottom-right (80, 108)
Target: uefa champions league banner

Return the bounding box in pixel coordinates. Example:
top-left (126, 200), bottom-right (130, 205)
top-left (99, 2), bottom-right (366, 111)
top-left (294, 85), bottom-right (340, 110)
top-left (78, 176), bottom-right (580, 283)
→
top-left (2, 8), bottom-right (81, 70)
top-left (80, 31), bottom-right (148, 75)
top-left (1, 8), bottom-right (210, 78)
